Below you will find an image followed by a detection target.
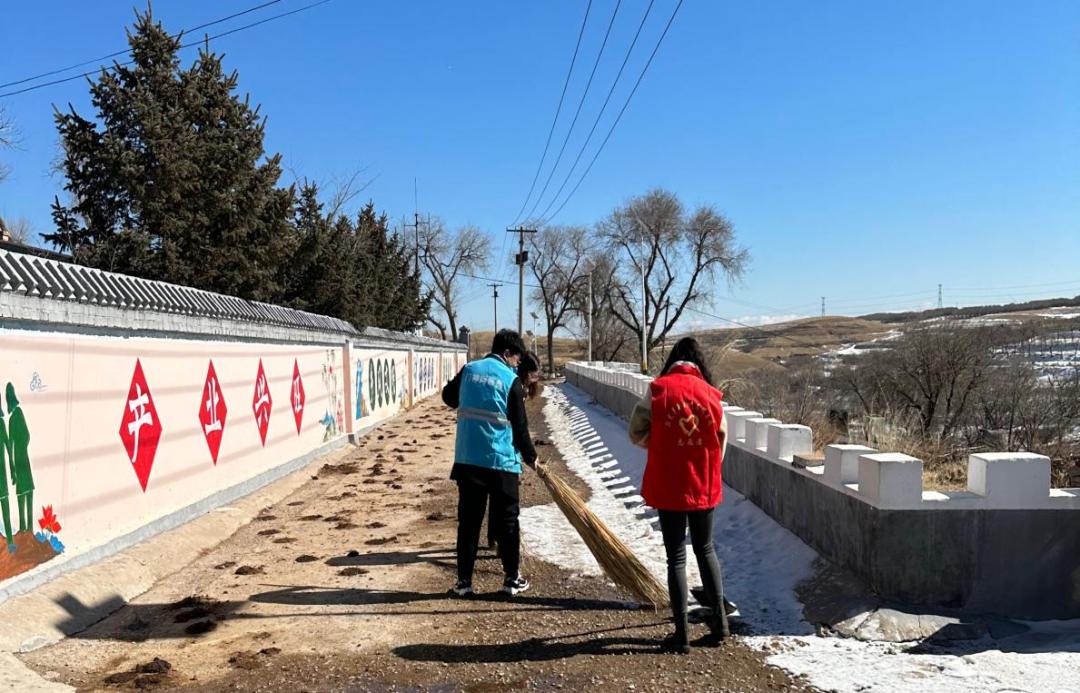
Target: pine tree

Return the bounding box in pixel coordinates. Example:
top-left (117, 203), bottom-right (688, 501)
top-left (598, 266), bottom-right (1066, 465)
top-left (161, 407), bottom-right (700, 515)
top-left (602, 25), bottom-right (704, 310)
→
top-left (351, 202), bottom-right (430, 331)
top-left (43, 8), bottom-right (296, 301)
top-left (283, 187), bottom-right (429, 332)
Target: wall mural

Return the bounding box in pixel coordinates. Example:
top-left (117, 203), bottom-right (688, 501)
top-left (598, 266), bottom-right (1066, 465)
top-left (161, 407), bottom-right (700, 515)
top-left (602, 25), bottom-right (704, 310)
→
top-left (321, 350), bottom-right (342, 441)
top-left (368, 357), bottom-right (397, 411)
top-left (252, 359), bottom-right (272, 446)
top-left (354, 359), bottom-right (368, 420)
top-left (414, 356), bottom-right (436, 395)
top-left (0, 343), bottom-right (459, 586)
top-left (199, 360), bottom-right (227, 465)
top-left (0, 381), bottom-right (65, 582)
top-left (120, 359), bottom-right (163, 491)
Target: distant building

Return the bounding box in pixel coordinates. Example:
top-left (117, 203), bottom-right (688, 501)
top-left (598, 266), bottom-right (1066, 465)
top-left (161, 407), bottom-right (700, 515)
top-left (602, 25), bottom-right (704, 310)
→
top-left (0, 221), bottom-right (72, 262)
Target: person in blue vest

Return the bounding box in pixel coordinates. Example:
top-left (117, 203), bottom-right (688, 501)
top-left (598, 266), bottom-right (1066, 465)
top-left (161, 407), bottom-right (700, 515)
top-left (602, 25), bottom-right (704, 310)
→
top-left (488, 350), bottom-right (541, 552)
top-left (442, 330), bottom-right (537, 597)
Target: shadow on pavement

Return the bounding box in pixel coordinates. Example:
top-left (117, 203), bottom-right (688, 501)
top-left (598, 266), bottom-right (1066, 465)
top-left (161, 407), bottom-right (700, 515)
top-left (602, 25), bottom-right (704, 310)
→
top-left (249, 584), bottom-right (639, 613)
top-left (393, 635), bottom-right (659, 663)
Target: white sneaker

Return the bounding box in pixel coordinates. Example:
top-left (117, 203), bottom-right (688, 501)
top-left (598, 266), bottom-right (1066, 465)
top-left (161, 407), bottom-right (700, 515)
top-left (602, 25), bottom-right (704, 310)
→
top-left (449, 580), bottom-right (474, 597)
top-left (502, 575), bottom-right (530, 596)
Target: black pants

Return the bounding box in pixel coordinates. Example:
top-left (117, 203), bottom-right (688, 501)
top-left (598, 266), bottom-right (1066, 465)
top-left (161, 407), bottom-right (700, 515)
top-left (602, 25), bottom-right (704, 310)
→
top-left (454, 467), bottom-right (520, 583)
top-left (658, 508), bottom-right (726, 640)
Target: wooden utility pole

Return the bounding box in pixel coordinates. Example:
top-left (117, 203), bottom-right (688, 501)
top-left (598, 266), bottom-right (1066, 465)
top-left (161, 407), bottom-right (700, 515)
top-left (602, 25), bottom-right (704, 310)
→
top-left (587, 271), bottom-right (593, 362)
top-left (507, 227), bottom-right (537, 335)
top-left (489, 283), bottom-right (501, 333)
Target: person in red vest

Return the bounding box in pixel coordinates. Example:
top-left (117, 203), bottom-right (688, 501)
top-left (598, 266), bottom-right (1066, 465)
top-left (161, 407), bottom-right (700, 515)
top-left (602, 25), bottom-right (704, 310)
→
top-left (629, 337), bottom-right (731, 653)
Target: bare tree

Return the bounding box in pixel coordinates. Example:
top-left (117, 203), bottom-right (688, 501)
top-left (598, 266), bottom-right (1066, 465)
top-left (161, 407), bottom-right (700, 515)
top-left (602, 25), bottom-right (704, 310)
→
top-left (528, 225), bottom-right (592, 373)
top-left (599, 188), bottom-right (748, 357)
top-left (0, 216), bottom-right (34, 244)
top-left (324, 168), bottom-right (377, 220)
top-left (569, 253), bottom-right (635, 362)
top-left (419, 219), bottom-right (490, 340)
top-left (0, 106), bottom-right (16, 184)
top-left (843, 324), bottom-right (997, 441)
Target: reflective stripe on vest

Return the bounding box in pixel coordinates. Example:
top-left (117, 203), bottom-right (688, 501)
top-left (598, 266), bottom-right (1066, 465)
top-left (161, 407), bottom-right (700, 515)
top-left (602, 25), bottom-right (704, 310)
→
top-left (459, 406), bottom-right (510, 427)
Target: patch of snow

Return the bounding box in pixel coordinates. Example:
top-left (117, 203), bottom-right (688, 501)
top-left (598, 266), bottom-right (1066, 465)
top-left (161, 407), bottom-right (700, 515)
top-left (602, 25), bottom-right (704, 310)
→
top-left (1038, 312), bottom-right (1080, 320)
top-left (535, 382), bottom-right (1080, 693)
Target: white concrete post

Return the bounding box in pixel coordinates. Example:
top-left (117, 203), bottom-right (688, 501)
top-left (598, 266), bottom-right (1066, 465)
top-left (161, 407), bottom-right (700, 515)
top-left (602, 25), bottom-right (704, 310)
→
top-left (857, 452), bottom-right (923, 509)
top-left (745, 417), bottom-right (781, 451)
top-left (725, 410), bottom-right (763, 442)
top-left (967, 452), bottom-right (1052, 509)
top-left (824, 444), bottom-right (876, 487)
top-left (767, 424), bottom-right (813, 462)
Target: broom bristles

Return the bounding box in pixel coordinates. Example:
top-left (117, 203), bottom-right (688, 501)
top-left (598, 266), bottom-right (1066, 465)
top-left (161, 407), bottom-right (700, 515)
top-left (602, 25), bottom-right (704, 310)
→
top-left (535, 463), bottom-right (669, 608)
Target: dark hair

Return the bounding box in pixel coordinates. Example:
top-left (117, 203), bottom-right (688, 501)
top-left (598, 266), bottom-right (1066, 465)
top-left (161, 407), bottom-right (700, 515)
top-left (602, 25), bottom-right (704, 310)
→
top-left (518, 351), bottom-right (540, 376)
top-left (491, 329), bottom-right (526, 358)
top-left (660, 337), bottom-right (714, 385)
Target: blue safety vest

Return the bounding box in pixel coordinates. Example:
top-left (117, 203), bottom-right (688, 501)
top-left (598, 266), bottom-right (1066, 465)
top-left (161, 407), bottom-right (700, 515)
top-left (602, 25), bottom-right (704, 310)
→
top-left (454, 355), bottom-right (521, 474)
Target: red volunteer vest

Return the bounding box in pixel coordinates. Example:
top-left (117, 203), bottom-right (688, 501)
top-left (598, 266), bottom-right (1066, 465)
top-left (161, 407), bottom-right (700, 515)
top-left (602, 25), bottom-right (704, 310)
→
top-left (641, 363), bottom-right (725, 511)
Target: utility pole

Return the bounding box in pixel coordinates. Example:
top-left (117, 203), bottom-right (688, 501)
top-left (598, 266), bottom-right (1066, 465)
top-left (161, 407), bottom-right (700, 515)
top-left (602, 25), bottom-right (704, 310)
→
top-left (404, 179), bottom-right (426, 337)
top-left (821, 296), bottom-right (826, 317)
top-left (640, 237), bottom-right (648, 375)
top-left (506, 227), bottom-right (537, 335)
top-left (661, 299), bottom-right (671, 354)
top-left (938, 284), bottom-right (943, 309)
top-left (405, 178), bottom-right (423, 277)
top-left (586, 271), bottom-right (594, 363)
top-left (489, 283), bottom-right (501, 333)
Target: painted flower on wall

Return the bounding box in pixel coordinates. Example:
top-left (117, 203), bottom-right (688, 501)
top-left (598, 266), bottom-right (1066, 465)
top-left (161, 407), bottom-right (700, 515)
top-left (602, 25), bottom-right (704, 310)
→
top-left (33, 505), bottom-right (65, 554)
top-left (38, 505), bottom-right (61, 534)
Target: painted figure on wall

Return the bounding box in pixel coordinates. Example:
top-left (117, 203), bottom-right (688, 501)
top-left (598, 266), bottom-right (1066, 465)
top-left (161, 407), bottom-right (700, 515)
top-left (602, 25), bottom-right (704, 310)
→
top-left (0, 396), bottom-right (14, 552)
top-left (0, 382), bottom-right (63, 582)
top-left (355, 359), bottom-right (368, 419)
top-left (321, 350), bottom-right (343, 441)
top-left (6, 384), bottom-right (32, 534)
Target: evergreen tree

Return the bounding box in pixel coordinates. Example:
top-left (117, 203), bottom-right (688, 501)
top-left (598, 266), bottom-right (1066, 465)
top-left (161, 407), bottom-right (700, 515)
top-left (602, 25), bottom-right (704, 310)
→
top-left (283, 185), bottom-right (429, 332)
top-left (44, 9), bottom-right (295, 301)
top-left (351, 202), bottom-right (430, 331)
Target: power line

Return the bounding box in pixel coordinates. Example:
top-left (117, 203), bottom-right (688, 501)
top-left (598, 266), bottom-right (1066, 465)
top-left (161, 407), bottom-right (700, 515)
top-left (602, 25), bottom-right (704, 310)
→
top-left (0, 0), bottom-right (285, 90)
top-left (538, 0), bottom-right (684, 226)
top-left (948, 278), bottom-right (1080, 293)
top-left (530, 0), bottom-right (658, 225)
top-left (508, 0), bottom-right (593, 228)
top-left (0, 0), bottom-right (333, 99)
top-left (461, 270), bottom-right (541, 290)
top-left (521, 0), bottom-right (624, 224)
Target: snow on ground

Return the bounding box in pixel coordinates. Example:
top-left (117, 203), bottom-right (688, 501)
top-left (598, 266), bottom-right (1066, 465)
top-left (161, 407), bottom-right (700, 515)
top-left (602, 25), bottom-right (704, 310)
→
top-left (524, 383), bottom-right (1080, 693)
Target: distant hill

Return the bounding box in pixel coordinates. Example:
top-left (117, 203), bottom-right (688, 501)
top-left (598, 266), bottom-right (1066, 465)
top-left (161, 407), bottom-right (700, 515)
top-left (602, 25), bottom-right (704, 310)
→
top-left (691, 316), bottom-right (893, 362)
top-left (860, 295), bottom-right (1080, 323)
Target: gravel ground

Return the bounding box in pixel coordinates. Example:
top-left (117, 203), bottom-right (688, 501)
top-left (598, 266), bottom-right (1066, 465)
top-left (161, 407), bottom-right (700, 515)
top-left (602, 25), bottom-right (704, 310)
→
top-left (20, 387), bottom-right (810, 692)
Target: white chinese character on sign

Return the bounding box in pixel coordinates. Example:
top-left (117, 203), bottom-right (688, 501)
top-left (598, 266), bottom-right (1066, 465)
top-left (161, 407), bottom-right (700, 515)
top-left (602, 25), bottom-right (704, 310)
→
top-left (127, 384), bottom-right (154, 464)
top-left (255, 375), bottom-right (270, 425)
top-left (292, 375), bottom-right (304, 414)
top-left (204, 377), bottom-right (223, 434)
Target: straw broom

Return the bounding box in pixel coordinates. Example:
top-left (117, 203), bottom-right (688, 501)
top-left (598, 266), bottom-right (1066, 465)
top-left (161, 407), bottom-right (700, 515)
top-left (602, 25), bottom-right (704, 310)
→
top-left (533, 461), bottom-right (669, 608)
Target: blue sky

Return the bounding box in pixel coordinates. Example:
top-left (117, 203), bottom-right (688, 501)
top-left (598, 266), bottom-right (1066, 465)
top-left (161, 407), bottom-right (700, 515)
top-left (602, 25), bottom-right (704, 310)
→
top-left (2, 1), bottom-right (1080, 333)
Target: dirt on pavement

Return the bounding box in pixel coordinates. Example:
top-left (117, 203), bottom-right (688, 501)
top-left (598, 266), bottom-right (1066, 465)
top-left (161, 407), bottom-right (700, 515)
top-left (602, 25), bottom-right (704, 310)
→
top-left (20, 387), bottom-right (808, 692)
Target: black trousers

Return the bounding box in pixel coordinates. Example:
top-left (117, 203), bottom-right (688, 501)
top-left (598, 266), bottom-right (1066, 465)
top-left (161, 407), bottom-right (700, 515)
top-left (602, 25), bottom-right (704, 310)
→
top-left (658, 507), bottom-right (726, 639)
top-left (454, 465), bottom-right (520, 583)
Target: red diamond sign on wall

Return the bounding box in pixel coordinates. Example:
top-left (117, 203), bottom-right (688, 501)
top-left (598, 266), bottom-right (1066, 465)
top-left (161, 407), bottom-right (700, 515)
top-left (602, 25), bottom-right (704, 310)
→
top-left (199, 360), bottom-right (228, 464)
top-left (119, 359), bottom-right (162, 492)
top-left (291, 359), bottom-right (305, 435)
top-left (252, 359), bottom-right (272, 446)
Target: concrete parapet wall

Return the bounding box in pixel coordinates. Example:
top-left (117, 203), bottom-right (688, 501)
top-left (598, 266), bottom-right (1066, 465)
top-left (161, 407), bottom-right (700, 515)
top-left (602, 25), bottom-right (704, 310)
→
top-left (0, 261), bottom-right (465, 603)
top-left (565, 361), bottom-right (1080, 619)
